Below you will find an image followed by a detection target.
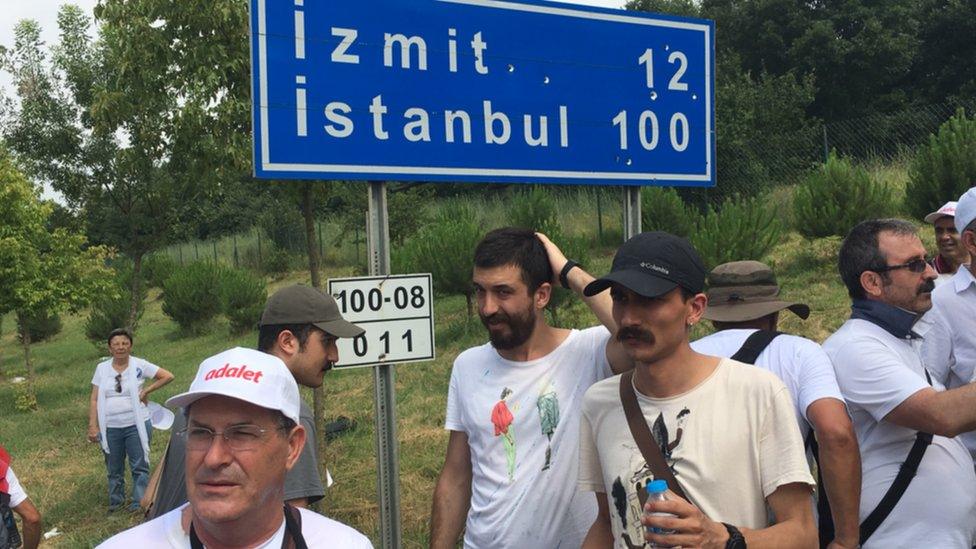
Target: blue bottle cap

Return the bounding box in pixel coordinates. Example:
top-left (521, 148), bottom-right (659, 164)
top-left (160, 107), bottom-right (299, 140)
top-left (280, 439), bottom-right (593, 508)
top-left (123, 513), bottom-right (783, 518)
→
top-left (646, 479), bottom-right (668, 494)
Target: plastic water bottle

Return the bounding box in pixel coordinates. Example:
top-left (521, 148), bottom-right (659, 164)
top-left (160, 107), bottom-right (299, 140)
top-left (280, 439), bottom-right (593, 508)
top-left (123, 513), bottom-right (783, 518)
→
top-left (645, 479), bottom-right (677, 543)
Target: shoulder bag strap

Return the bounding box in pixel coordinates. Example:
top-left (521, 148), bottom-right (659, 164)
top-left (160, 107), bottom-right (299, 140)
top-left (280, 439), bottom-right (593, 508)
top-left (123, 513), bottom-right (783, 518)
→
top-left (619, 370), bottom-right (688, 501)
top-left (859, 368), bottom-right (935, 545)
top-left (730, 330), bottom-right (783, 364)
top-left (282, 504), bottom-right (308, 549)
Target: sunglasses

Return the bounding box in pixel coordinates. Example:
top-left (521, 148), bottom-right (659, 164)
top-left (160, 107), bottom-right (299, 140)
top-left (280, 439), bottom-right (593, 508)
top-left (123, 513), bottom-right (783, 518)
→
top-left (114, 374), bottom-right (122, 393)
top-left (873, 258), bottom-right (929, 274)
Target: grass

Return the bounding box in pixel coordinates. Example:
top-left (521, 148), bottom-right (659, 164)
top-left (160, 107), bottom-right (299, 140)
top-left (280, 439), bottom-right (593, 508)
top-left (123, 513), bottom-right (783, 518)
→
top-left (2, 165), bottom-right (937, 547)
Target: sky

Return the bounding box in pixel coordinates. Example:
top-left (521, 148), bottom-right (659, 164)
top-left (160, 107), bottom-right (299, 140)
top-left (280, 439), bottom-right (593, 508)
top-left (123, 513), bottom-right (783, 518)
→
top-left (0, 0), bottom-right (626, 200)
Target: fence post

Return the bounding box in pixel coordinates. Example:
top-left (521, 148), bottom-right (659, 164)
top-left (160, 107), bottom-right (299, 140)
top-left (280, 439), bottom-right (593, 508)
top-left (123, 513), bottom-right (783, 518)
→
top-left (596, 189), bottom-right (604, 242)
top-left (318, 221), bottom-right (324, 262)
top-left (822, 125), bottom-right (829, 163)
top-left (194, 242), bottom-right (199, 261)
top-left (178, 246), bottom-right (183, 266)
top-left (213, 241), bottom-right (218, 263)
top-left (257, 229), bottom-right (263, 270)
top-left (233, 234), bottom-right (239, 268)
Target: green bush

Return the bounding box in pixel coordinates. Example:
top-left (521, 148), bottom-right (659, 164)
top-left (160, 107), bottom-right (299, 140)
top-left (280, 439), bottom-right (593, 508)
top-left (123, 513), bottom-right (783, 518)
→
top-left (263, 247), bottom-right (295, 278)
top-left (84, 262), bottom-right (147, 345)
top-left (393, 203), bottom-right (483, 316)
top-left (509, 186), bottom-right (560, 236)
top-left (220, 268), bottom-right (267, 334)
top-left (794, 154), bottom-right (894, 238)
top-left (17, 310), bottom-right (62, 343)
top-left (690, 194), bottom-right (783, 270)
top-left (162, 262), bottom-right (224, 333)
top-left (905, 109), bottom-right (976, 220)
top-left (641, 187), bottom-right (699, 238)
top-left (142, 254), bottom-right (178, 288)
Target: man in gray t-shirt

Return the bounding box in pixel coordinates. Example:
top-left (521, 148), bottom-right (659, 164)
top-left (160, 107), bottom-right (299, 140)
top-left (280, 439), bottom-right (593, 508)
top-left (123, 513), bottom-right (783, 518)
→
top-left (149, 285), bottom-right (363, 517)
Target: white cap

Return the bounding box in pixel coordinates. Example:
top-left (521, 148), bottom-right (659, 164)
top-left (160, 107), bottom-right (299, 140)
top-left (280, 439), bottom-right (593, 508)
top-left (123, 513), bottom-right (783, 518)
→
top-left (924, 201), bottom-right (957, 224)
top-left (166, 347), bottom-right (300, 424)
top-left (148, 402), bottom-right (175, 430)
top-left (955, 188), bottom-right (976, 235)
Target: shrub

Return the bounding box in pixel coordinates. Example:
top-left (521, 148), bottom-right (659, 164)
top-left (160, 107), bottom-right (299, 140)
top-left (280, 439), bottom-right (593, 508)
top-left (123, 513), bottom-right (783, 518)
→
top-left (84, 263), bottom-right (147, 345)
top-left (142, 254), bottom-right (178, 289)
top-left (162, 262), bottom-right (224, 333)
top-left (393, 203), bottom-right (483, 316)
top-left (690, 194), bottom-right (783, 270)
top-left (794, 154), bottom-right (893, 238)
top-left (641, 186), bottom-right (699, 238)
top-left (220, 268), bottom-right (267, 334)
top-left (263, 246), bottom-right (295, 278)
top-left (905, 109), bottom-right (976, 220)
top-left (17, 310), bottom-right (62, 343)
top-left (509, 186), bottom-right (559, 236)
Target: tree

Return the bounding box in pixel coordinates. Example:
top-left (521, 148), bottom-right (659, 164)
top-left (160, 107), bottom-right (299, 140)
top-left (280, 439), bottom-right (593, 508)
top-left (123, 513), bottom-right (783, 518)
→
top-left (1, 8), bottom-right (209, 331)
top-left (0, 148), bottom-right (113, 408)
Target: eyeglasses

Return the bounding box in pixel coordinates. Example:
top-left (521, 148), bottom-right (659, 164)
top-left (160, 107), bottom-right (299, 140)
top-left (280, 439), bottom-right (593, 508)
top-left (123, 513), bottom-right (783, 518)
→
top-left (114, 374), bottom-right (122, 393)
top-left (873, 258), bottom-right (930, 274)
top-left (179, 425), bottom-right (286, 452)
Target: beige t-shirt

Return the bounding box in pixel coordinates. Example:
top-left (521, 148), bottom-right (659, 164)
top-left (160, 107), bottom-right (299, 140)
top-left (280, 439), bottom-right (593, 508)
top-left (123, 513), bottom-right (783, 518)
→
top-left (579, 359), bottom-right (814, 548)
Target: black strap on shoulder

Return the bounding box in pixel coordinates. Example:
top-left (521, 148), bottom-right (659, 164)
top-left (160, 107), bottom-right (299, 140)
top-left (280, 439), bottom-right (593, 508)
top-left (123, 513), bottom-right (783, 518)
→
top-left (730, 330), bottom-right (783, 364)
top-left (190, 504), bottom-right (307, 549)
top-left (618, 370), bottom-right (688, 501)
top-left (858, 367), bottom-right (935, 545)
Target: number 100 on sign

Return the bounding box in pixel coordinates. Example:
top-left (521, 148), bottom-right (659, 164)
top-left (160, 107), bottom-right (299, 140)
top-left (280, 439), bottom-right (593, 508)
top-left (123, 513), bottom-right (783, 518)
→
top-left (328, 274), bottom-right (435, 369)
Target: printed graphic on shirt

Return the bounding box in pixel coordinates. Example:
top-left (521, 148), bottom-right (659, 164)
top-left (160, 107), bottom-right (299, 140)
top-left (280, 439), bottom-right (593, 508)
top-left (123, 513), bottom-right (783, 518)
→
top-left (490, 387), bottom-right (516, 482)
top-left (610, 407), bottom-right (691, 548)
top-left (536, 382), bottom-right (559, 471)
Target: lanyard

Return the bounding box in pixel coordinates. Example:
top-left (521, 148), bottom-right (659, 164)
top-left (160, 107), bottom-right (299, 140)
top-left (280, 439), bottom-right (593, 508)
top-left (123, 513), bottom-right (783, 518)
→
top-left (189, 505), bottom-right (307, 549)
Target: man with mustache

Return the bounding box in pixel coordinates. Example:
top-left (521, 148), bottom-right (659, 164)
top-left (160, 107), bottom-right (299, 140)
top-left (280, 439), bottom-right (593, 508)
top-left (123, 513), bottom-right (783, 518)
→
top-left (575, 231), bottom-right (816, 548)
top-left (430, 228), bottom-right (632, 549)
top-left (924, 188), bottom-right (976, 463)
top-left (149, 285), bottom-right (363, 518)
top-left (824, 219), bottom-right (976, 547)
top-left (97, 347), bottom-right (372, 548)
top-left (923, 201), bottom-right (968, 282)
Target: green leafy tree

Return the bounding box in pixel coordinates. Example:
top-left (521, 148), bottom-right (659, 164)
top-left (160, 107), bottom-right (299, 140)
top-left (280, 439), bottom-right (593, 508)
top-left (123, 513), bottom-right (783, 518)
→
top-left (905, 109), bottom-right (976, 220)
top-left (1, 8), bottom-right (210, 331)
top-left (0, 148), bottom-right (113, 407)
top-left (795, 154), bottom-right (895, 238)
top-left (689, 194), bottom-right (782, 270)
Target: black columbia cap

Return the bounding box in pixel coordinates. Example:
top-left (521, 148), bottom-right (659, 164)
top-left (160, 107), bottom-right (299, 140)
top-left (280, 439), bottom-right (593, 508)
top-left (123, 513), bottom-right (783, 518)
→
top-left (583, 232), bottom-right (707, 298)
top-left (260, 285), bottom-right (364, 338)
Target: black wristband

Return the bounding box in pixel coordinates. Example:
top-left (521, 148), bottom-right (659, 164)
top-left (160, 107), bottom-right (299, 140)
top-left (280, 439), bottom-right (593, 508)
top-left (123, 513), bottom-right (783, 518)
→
top-left (722, 523), bottom-right (746, 549)
top-left (559, 260), bottom-right (580, 289)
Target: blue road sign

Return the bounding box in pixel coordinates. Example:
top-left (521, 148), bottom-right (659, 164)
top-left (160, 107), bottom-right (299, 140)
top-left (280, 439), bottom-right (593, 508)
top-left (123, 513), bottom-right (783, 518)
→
top-left (250, 0), bottom-right (715, 186)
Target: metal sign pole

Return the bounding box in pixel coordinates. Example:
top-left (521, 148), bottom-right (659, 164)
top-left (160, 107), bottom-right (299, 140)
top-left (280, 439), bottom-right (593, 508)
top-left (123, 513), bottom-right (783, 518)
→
top-left (366, 181), bottom-right (402, 549)
top-left (623, 186), bottom-right (642, 240)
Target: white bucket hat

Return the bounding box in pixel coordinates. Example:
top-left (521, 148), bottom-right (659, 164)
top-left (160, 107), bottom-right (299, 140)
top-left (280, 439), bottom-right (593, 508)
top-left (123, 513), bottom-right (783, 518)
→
top-left (166, 347), bottom-right (300, 424)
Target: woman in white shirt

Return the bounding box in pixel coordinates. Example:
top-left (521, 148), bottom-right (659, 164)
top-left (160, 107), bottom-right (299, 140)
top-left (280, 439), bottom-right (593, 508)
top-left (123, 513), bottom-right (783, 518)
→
top-left (86, 328), bottom-right (174, 511)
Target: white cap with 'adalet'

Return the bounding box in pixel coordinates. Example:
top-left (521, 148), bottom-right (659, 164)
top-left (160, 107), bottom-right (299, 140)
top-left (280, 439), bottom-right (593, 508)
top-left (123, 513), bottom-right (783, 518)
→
top-left (166, 347), bottom-right (300, 425)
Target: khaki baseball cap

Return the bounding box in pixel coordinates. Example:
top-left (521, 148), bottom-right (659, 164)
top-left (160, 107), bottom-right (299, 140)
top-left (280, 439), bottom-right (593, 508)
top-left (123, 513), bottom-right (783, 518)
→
top-left (703, 261), bottom-right (810, 323)
top-left (259, 285), bottom-right (364, 338)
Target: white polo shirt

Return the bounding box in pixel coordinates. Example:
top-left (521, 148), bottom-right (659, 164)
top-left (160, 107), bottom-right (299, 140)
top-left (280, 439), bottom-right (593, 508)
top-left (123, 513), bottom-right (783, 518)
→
top-left (824, 316), bottom-right (976, 548)
top-left (692, 328), bottom-right (845, 442)
top-left (922, 266), bottom-right (976, 457)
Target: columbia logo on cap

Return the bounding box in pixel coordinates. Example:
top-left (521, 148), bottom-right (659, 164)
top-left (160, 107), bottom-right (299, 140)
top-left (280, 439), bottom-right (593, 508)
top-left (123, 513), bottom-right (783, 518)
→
top-left (640, 262), bottom-right (670, 275)
top-left (204, 362), bottom-right (264, 384)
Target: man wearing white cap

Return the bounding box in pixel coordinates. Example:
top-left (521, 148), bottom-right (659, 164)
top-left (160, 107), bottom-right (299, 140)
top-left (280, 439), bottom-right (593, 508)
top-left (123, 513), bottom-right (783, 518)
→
top-left (923, 201), bottom-right (968, 282)
top-left (923, 187), bottom-right (976, 461)
top-left (98, 347), bottom-right (372, 548)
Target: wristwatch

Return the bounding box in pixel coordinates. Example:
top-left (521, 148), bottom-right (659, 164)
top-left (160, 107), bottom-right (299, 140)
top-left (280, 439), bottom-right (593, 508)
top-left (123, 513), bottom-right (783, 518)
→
top-left (722, 523), bottom-right (746, 549)
top-left (559, 260), bottom-right (580, 289)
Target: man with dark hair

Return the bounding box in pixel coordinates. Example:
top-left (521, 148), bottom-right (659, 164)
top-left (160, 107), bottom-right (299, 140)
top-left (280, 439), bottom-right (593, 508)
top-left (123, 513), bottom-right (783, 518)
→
top-left (824, 218), bottom-right (976, 547)
top-left (430, 227), bottom-right (631, 549)
top-left (149, 285), bottom-right (363, 518)
top-left (691, 260), bottom-right (861, 549)
top-left (99, 348), bottom-right (371, 547)
top-left (575, 232), bottom-right (815, 548)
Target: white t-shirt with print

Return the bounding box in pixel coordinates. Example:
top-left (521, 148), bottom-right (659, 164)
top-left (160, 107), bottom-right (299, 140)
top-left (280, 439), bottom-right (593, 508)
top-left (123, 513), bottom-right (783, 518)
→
top-left (445, 326), bottom-right (612, 549)
top-left (691, 329), bottom-right (846, 441)
top-left (95, 504), bottom-right (373, 548)
top-left (578, 359), bottom-right (814, 549)
top-left (824, 318), bottom-right (976, 548)
top-left (91, 357), bottom-right (159, 428)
